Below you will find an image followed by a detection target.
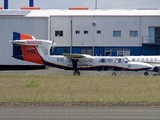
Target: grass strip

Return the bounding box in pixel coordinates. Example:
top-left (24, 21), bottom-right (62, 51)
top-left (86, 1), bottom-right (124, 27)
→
top-left (0, 74), bottom-right (160, 104)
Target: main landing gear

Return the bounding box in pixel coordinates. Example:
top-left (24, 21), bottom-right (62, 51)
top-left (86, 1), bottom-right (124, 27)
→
top-left (73, 70), bottom-right (81, 75)
top-left (112, 72), bottom-right (116, 76)
top-left (72, 60), bottom-right (81, 76)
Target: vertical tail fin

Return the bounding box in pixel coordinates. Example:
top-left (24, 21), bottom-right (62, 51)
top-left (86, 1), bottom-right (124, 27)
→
top-left (12, 32), bottom-right (44, 65)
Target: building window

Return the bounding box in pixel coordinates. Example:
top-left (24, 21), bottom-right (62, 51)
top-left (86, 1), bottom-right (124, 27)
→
top-left (117, 51), bottom-right (123, 56)
top-left (55, 31), bottom-right (63, 36)
top-left (75, 30), bottom-right (80, 34)
top-left (84, 30), bottom-right (88, 34)
top-left (130, 31), bottom-right (138, 37)
top-left (105, 49), bottom-right (111, 56)
top-left (63, 49), bottom-right (68, 53)
top-left (97, 30), bottom-right (101, 34)
top-left (81, 49), bottom-right (92, 55)
top-left (113, 31), bottom-right (121, 37)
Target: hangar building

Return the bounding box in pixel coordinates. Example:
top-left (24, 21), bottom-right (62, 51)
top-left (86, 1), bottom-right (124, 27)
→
top-left (0, 9), bottom-right (160, 69)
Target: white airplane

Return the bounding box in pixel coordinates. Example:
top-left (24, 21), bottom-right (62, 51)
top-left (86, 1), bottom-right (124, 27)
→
top-left (9, 32), bottom-right (153, 76)
top-left (126, 56), bottom-right (160, 76)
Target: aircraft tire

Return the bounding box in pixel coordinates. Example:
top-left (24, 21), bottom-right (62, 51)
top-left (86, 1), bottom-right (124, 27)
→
top-left (73, 71), bottom-right (81, 76)
top-left (144, 71), bottom-right (148, 76)
top-left (112, 72), bottom-right (116, 76)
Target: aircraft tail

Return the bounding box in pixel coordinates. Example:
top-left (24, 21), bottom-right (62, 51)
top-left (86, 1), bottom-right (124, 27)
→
top-left (12, 32), bottom-right (44, 65)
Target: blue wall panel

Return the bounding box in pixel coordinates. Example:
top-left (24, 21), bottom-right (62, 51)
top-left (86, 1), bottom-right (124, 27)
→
top-left (54, 47), bottom-right (70, 55)
top-left (72, 47), bottom-right (81, 54)
top-left (53, 46), bottom-right (160, 56)
top-left (142, 46), bottom-right (160, 55)
top-left (130, 47), bottom-right (141, 55)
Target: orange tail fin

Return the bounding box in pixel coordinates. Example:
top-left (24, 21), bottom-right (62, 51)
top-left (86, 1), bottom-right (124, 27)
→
top-left (12, 32), bottom-right (44, 65)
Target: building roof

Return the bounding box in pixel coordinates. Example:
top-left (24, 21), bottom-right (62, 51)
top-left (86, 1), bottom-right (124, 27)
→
top-left (26, 9), bottom-right (160, 17)
top-left (0, 9), bottom-right (160, 17)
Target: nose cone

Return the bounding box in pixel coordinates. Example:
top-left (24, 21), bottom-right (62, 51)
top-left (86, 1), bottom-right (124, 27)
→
top-left (129, 62), bottom-right (153, 70)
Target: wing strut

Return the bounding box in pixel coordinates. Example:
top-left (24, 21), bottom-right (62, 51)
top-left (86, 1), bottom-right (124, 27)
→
top-left (72, 60), bottom-right (80, 75)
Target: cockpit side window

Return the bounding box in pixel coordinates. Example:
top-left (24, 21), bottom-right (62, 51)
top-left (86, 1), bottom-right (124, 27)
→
top-left (124, 59), bottom-right (128, 63)
top-left (115, 59), bottom-right (123, 63)
top-left (57, 57), bottom-right (64, 62)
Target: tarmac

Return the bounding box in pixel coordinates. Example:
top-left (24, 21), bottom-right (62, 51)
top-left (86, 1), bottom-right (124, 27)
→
top-left (0, 67), bottom-right (155, 76)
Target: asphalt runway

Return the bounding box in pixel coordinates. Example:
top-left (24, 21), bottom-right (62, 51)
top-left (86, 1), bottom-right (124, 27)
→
top-left (0, 106), bottom-right (160, 120)
top-left (0, 67), bottom-right (156, 76)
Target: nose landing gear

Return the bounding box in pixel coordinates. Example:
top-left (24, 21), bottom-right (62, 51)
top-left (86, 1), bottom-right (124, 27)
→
top-left (144, 71), bottom-right (148, 76)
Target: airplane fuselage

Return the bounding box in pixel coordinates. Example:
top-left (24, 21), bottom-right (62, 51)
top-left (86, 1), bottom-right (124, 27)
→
top-left (126, 56), bottom-right (160, 73)
top-left (41, 55), bottom-right (152, 71)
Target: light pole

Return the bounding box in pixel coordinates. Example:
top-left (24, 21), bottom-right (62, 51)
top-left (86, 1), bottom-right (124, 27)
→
top-left (95, 0), bottom-right (97, 10)
top-left (92, 21), bottom-right (96, 56)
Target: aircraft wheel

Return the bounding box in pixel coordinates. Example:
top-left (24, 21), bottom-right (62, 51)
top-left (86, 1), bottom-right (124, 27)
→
top-left (112, 72), bottom-right (116, 76)
top-left (144, 71), bottom-right (148, 76)
top-left (73, 71), bottom-right (81, 76)
top-left (77, 71), bottom-right (81, 75)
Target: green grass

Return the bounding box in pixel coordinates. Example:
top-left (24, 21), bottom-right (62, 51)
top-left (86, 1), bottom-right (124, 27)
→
top-left (25, 80), bottom-right (38, 88)
top-left (0, 74), bottom-right (160, 104)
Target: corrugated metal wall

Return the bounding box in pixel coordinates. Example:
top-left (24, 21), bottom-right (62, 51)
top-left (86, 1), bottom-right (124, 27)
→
top-left (141, 16), bottom-right (160, 37)
top-left (51, 16), bottom-right (140, 47)
top-left (0, 17), bottom-right (49, 65)
top-left (51, 16), bottom-right (71, 46)
top-left (51, 15), bottom-right (160, 55)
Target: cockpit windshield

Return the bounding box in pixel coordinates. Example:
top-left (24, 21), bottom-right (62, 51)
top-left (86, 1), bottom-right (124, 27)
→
top-left (124, 58), bottom-right (130, 63)
top-left (115, 58), bottom-right (130, 63)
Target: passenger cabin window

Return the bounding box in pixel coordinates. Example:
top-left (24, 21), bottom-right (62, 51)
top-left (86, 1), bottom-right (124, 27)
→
top-left (107, 59), bottom-right (113, 63)
top-left (150, 58), bottom-right (153, 61)
top-left (99, 59), bottom-right (106, 63)
top-left (154, 58), bottom-right (157, 61)
top-left (146, 58), bottom-right (148, 61)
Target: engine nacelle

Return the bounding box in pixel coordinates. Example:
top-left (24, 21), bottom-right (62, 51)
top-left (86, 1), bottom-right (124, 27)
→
top-left (78, 55), bottom-right (95, 63)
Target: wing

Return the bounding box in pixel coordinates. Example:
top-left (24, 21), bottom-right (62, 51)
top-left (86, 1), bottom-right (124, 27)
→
top-left (63, 53), bottom-right (94, 62)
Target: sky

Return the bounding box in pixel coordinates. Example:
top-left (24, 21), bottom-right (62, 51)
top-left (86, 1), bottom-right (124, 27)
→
top-left (0, 0), bottom-right (160, 9)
